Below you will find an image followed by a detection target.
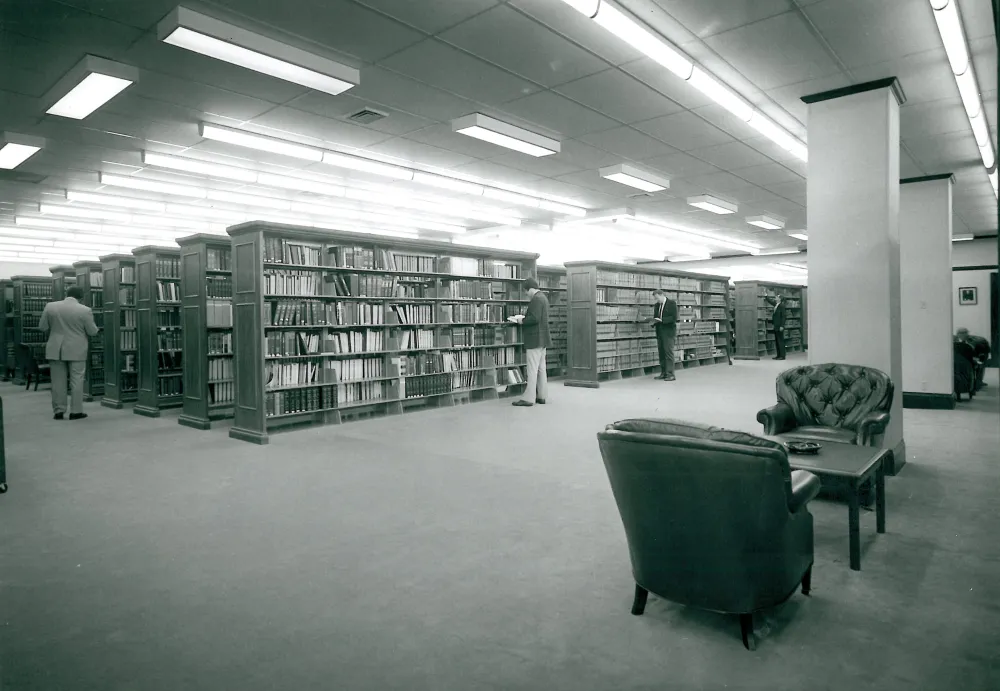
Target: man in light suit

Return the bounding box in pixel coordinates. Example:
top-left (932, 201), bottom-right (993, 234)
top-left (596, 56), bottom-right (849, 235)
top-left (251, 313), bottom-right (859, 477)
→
top-left (509, 277), bottom-right (551, 407)
top-left (38, 286), bottom-right (98, 420)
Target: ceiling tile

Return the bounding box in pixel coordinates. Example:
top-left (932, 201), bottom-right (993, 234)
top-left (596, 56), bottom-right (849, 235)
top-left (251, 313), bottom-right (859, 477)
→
top-left (850, 48), bottom-right (955, 106)
top-left (579, 127), bottom-right (680, 161)
top-left (2, 0), bottom-right (143, 59)
top-left (620, 58), bottom-right (714, 110)
top-left (355, 0), bottom-right (499, 34)
top-left (499, 91), bottom-right (619, 138)
top-left (212, 0), bottom-right (422, 63)
top-left (284, 92), bottom-right (435, 136)
top-left (350, 67), bottom-right (481, 122)
top-left (766, 74), bottom-right (853, 125)
top-left (364, 137), bottom-right (474, 169)
top-left (633, 111), bottom-right (734, 151)
top-left (404, 124), bottom-right (506, 159)
top-left (658, 0), bottom-right (795, 39)
top-left (703, 12), bottom-right (842, 90)
top-left (528, 177), bottom-right (613, 207)
top-left (555, 69), bottom-right (683, 124)
top-left (554, 140), bottom-right (621, 170)
top-left (441, 5), bottom-right (607, 88)
top-left (448, 160), bottom-right (543, 186)
top-left (508, 0), bottom-right (642, 66)
top-left (127, 71), bottom-right (276, 123)
top-left (804, 0), bottom-right (946, 70)
top-left (689, 104), bottom-right (763, 142)
top-left (743, 136), bottom-right (801, 164)
top-left (683, 171), bottom-right (759, 196)
top-left (554, 170), bottom-right (667, 200)
top-left (731, 162), bottom-right (803, 187)
top-left (487, 152), bottom-right (583, 178)
top-left (900, 99), bottom-right (973, 140)
top-left (379, 39), bottom-right (539, 106)
top-left (641, 152), bottom-right (721, 178)
top-left (246, 107), bottom-right (393, 149)
top-left (35, 0), bottom-right (178, 29)
top-left (764, 180), bottom-right (808, 203)
top-left (904, 131), bottom-right (983, 171)
top-left (689, 140), bottom-right (777, 170)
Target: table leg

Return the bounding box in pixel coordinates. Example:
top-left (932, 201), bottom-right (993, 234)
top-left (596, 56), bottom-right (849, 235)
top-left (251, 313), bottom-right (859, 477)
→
top-left (848, 482), bottom-right (861, 571)
top-left (876, 459), bottom-right (886, 534)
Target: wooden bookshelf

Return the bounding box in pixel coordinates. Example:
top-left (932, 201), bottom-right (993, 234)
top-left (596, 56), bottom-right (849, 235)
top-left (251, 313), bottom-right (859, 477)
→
top-left (73, 261), bottom-right (105, 401)
top-left (733, 280), bottom-right (806, 360)
top-left (133, 246), bottom-right (183, 418)
top-left (537, 266), bottom-right (567, 377)
top-left (564, 261), bottom-right (732, 388)
top-left (49, 265), bottom-right (77, 301)
top-left (1, 279), bottom-right (12, 380)
top-left (800, 286), bottom-right (809, 350)
top-left (11, 276), bottom-right (54, 383)
top-left (228, 222), bottom-right (538, 444)
top-left (100, 254), bottom-right (137, 409)
top-left (177, 234), bottom-right (234, 430)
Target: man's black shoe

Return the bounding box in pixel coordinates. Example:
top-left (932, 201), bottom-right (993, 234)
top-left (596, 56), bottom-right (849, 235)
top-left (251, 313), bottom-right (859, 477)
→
top-left (53, 413), bottom-right (64, 420)
top-left (511, 400), bottom-right (533, 407)
top-left (535, 398), bottom-right (546, 404)
top-left (69, 413), bottom-right (88, 420)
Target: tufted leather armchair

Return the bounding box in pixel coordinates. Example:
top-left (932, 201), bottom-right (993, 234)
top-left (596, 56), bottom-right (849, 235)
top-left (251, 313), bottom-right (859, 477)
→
top-left (598, 418), bottom-right (819, 650)
top-left (757, 364), bottom-right (893, 448)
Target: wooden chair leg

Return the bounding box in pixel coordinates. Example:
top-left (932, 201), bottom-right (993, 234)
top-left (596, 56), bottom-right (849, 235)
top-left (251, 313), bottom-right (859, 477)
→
top-left (801, 564), bottom-right (812, 596)
top-left (740, 613), bottom-right (756, 650)
top-left (24, 374), bottom-right (30, 391)
top-left (631, 584), bottom-right (648, 615)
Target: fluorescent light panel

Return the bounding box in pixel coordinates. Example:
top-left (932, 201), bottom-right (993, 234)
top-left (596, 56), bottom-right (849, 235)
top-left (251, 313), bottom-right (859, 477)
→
top-left (952, 234), bottom-right (974, 241)
top-left (599, 164), bottom-right (669, 192)
top-left (200, 123), bottom-right (323, 162)
top-left (142, 151), bottom-right (257, 182)
top-left (66, 190), bottom-right (165, 212)
top-left (788, 232), bottom-right (808, 241)
top-left (158, 7), bottom-right (358, 96)
top-left (44, 55), bottom-right (138, 119)
top-left (687, 194), bottom-right (737, 214)
top-left (452, 114), bottom-right (559, 157)
top-left (746, 214), bottom-right (785, 230)
top-left (100, 173), bottom-right (206, 198)
top-left (0, 132), bottom-right (45, 169)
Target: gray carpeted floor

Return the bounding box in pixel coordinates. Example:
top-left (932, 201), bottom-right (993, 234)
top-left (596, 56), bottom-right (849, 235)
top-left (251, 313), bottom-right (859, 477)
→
top-left (1, 354), bottom-right (998, 691)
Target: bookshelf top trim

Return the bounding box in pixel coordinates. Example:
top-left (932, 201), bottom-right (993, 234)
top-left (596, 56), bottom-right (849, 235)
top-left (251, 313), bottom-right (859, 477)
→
top-left (11, 275), bottom-right (54, 282)
top-left (132, 245), bottom-right (181, 257)
top-left (177, 233), bottom-right (232, 247)
top-left (563, 260), bottom-right (730, 282)
top-left (734, 280), bottom-right (805, 290)
top-left (72, 260), bottom-right (102, 270)
top-left (99, 254), bottom-right (136, 263)
top-left (227, 221), bottom-right (540, 261)
top-left (49, 265), bottom-right (76, 274)
top-left (537, 265), bottom-right (567, 275)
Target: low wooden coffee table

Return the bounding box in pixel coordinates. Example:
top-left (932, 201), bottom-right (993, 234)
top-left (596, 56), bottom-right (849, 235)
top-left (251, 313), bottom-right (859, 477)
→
top-left (767, 439), bottom-right (888, 571)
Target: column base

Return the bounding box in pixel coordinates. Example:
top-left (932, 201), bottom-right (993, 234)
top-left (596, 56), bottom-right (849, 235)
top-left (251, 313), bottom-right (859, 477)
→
top-left (101, 398), bottom-right (124, 410)
top-left (133, 405), bottom-right (161, 418)
top-left (178, 414), bottom-right (211, 430)
top-left (564, 379), bottom-right (599, 388)
top-left (887, 439), bottom-right (906, 475)
top-left (229, 426), bottom-right (269, 445)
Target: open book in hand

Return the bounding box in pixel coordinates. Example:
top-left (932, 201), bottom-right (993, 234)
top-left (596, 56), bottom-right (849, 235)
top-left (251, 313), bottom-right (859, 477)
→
top-left (508, 315), bottom-right (524, 323)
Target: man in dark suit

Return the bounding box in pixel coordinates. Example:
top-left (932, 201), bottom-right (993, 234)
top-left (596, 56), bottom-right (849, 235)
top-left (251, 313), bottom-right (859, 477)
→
top-left (651, 289), bottom-right (678, 381)
top-left (510, 277), bottom-right (551, 407)
top-left (769, 294), bottom-right (787, 360)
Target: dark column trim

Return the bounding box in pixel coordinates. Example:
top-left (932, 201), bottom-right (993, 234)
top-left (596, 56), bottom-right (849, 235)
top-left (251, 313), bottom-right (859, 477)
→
top-left (902, 392), bottom-right (956, 410)
top-left (801, 77), bottom-right (906, 106)
top-left (901, 173), bottom-right (955, 185)
top-left (953, 265), bottom-right (999, 272)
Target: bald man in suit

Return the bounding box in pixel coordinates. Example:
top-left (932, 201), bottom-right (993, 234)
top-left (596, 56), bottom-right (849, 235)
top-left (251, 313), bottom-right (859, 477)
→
top-left (38, 286), bottom-right (98, 420)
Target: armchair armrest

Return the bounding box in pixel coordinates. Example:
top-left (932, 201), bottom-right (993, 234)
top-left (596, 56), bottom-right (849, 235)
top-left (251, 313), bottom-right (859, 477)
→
top-left (856, 412), bottom-right (890, 446)
top-left (757, 402), bottom-right (797, 436)
top-left (788, 470), bottom-right (821, 513)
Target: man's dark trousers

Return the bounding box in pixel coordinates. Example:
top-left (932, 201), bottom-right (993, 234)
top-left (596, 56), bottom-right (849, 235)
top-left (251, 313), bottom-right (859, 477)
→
top-left (656, 325), bottom-right (676, 377)
top-left (774, 328), bottom-right (786, 359)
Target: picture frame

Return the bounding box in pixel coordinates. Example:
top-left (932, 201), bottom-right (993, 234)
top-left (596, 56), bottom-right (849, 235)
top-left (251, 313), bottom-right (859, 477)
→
top-left (959, 287), bottom-right (978, 306)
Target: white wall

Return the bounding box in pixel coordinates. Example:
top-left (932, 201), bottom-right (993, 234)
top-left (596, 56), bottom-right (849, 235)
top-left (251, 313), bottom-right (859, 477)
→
top-left (900, 179), bottom-right (953, 395)
top-left (951, 237), bottom-right (997, 267)
top-left (953, 269), bottom-right (994, 339)
top-left (0, 261), bottom-right (52, 279)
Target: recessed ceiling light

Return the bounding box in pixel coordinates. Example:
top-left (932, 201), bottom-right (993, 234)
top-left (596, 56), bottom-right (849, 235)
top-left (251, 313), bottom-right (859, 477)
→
top-left (452, 114), bottom-right (560, 157)
top-left (788, 232), bottom-right (808, 241)
top-left (599, 164), bottom-right (670, 192)
top-left (746, 214), bottom-right (785, 230)
top-left (687, 194), bottom-right (737, 214)
top-left (158, 7), bottom-right (359, 95)
top-left (952, 234), bottom-right (974, 241)
top-left (43, 55), bottom-right (138, 119)
top-left (0, 132), bottom-right (45, 169)
top-left (199, 123), bottom-right (323, 162)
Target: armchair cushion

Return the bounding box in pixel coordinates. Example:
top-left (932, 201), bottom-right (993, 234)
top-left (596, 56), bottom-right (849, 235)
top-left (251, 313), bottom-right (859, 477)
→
top-left (759, 363), bottom-right (893, 447)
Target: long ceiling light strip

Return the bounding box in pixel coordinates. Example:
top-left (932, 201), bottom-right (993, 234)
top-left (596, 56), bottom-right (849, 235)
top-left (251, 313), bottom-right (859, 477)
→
top-left (451, 114), bottom-right (560, 157)
top-left (43, 55), bottom-right (138, 120)
top-left (158, 7), bottom-right (359, 96)
top-left (929, 0), bottom-right (995, 171)
top-left (599, 164), bottom-right (670, 192)
top-left (198, 123), bottom-right (587, 216)
top-left (559, 0), bottom-right (807, 161)
top-left (66, 190), bottom-right (166, 212)
top-left (746, 214), bottom-right (785, 230)
top-left (624, 218), bottom-right (761, 255)
top-left (687, 194), bottom-right (737, 214)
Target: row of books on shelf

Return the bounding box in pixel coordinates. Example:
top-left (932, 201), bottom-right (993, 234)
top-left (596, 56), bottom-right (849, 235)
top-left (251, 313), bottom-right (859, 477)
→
top-left (209, 381), bottom-right (234, 406)
top-left (397, 350), bottom-right (485, 375)
top-left (327, 329), bottom-right (383, 354)
top-left (265, 385), bottom-right (337, 417)
top-left (89, 271), bottom-right (104, 288)
top-left (120, 267), bottom-right (135, 283)
top-left (122, 353), bottom-right (137, 372)
top-left (209, 332), bottom-right (232, 355)
top-left (266, 299), bottom-right (384, 327)
top-left (20, 332), bottom-right (45, 344)
top-left (438, 303), bottom-right (510, 323)
top-left (119, 287), bottom-right (135, 305)
top-left (265, 355), bottom-right (384, 389)
top-left (90, 293), bottom-right (104, 309)
top-left (153, 257), bottom-right (180, 279)
top-left (207, 300), bottom-right (233, 328)
top-left (157, 308), bottom-right (181, 327)
top-left (157, 376), bottom-right (182, 397)
top-left (119, 372), bottom-right (137, 392)
top-left (596, 271), bottom-right (726, 293)
top-left (18, 284), bottom-right (53, 298)
top-left (19, 298), bottom-right (49, 312)
top-left (158, 332), bottom-right (182, 351)
top-left (208, 356), bottom-right (232, 382)
top-left (155, 282), bottom-right (180, 302)
top-left (22, 314), bottom-right (40, 329)
top-left (264, 238), bottom-right (322, 266)
top-left (597, 305), bottom-right (642, 321)
top-left (204, 276), bottom-right (232, 299)
top-left (264, 270), bottom-right (322, 296)
top-left (120, 331), bottom-right (137, 350)
top-left (158, 351), bottom-right (182, 371)
top-left (207, 248), bottom-right (231, 272)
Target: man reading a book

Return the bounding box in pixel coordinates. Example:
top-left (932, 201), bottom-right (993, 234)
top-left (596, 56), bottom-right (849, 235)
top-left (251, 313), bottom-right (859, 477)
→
top-left (509, 277), bottom-right (551, 406)
top-left (651, 289), bottom-right (677, 382)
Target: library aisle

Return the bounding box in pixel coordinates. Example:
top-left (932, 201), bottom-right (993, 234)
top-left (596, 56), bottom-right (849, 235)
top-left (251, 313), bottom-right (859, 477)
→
top-left (0, 358), bottom-right (997, 691)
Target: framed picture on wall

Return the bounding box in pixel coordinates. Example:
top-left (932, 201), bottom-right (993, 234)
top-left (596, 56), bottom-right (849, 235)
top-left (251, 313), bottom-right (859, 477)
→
top-left (959, 287), bottom-right (978, 305)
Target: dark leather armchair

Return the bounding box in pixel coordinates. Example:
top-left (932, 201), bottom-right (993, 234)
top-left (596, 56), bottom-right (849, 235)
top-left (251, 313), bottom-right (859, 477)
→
top-left (597, 418), bottom-right (820, 650)
top-left (757, 363), bottom-right (893, 447)
top-left (954, 341), bottom-right (977, 401)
